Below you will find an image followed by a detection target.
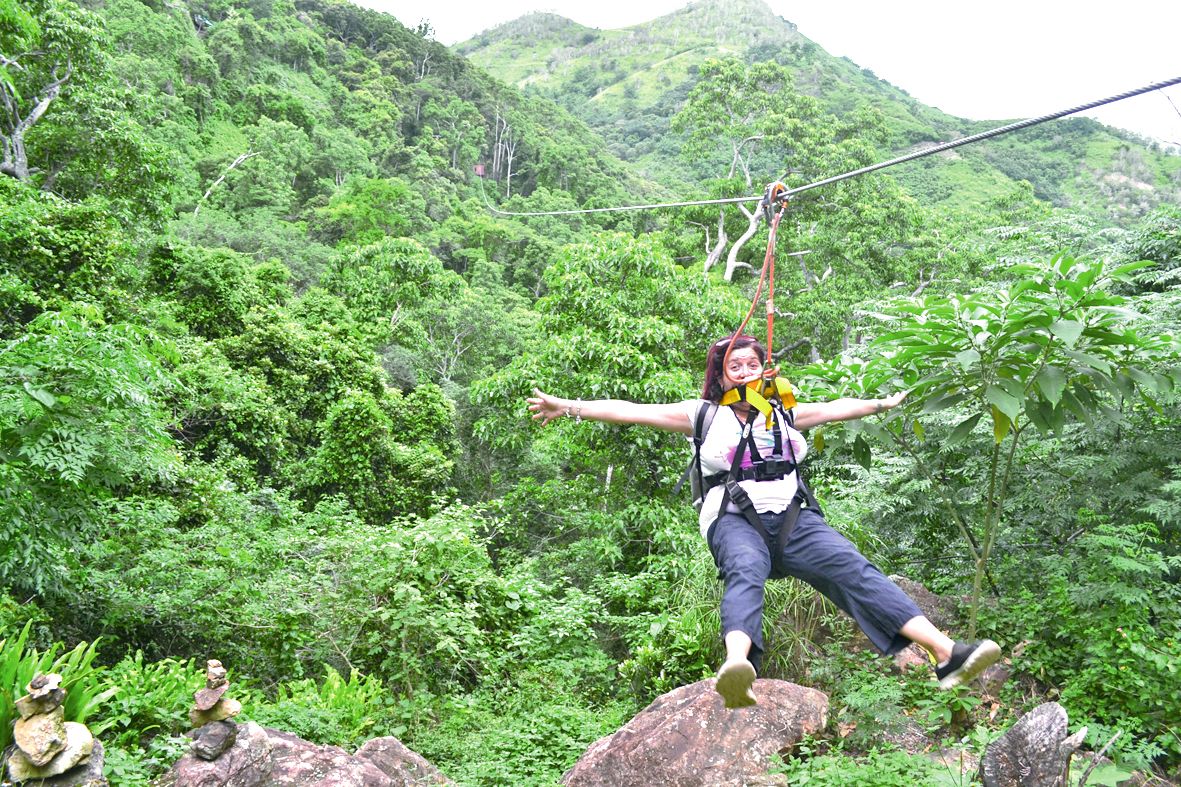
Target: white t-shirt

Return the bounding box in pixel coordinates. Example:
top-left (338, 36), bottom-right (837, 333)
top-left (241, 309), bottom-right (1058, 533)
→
top-left (681, 399), bottom-right (808, 538)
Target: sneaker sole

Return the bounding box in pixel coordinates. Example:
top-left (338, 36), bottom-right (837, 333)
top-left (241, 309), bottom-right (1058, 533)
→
top-left (938, 639), bottom-right (1001, 690)
top-left (716, 660), bottom-right (757, 708)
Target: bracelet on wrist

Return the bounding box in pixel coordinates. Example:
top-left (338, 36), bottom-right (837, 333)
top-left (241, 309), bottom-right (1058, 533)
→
top-left (574, 398), bottom-right (582, 423)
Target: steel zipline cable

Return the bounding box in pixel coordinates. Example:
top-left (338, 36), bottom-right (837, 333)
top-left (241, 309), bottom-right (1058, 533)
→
top-left (480, 75), bottom-right (1181, 218)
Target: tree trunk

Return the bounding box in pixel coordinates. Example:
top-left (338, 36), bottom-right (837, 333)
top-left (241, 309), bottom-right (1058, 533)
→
top-left (1, 60), bottom-right (73, 181)
top-left (723, 204), bottom-right (761, 281)
top-left (703, 208), bottom-right (727, 274)
top-left (980, 703), bottom-right (1087, 787)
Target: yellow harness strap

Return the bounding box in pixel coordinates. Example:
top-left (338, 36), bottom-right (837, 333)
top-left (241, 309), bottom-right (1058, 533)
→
top-left (719, 378), bottom-right (797, 427)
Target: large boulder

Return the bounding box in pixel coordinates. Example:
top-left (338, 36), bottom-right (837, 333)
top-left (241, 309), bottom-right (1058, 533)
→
top-left (261, 728), bottom-right (392, 785)
top-left (156, 723), bottom-right (453, 787)
top-left (889, 575), bottom-right (958, 630)
top-left (156, 721), bottom-right (275, 787)
top-left (563, 678), bottom-right (828, 787)
top-left (354, 738), bottom-right (452, 785)
top-left (980, 702), bottom-right (1087, 787)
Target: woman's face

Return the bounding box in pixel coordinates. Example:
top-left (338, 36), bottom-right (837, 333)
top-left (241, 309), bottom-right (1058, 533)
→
top-left (722, 347), bottom-right (763, 389)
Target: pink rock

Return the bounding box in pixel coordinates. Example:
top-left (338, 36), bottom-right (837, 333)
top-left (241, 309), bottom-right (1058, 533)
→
top-left (563, 678), bottom-right (828, 787)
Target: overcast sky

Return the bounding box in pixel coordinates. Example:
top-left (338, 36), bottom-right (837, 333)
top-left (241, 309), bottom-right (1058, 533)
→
top-left (358, 0), bottom-right (1181, 147)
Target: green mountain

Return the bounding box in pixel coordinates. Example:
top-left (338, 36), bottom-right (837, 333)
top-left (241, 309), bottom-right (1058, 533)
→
top-left (457, 0), bottom-right (1181, 222)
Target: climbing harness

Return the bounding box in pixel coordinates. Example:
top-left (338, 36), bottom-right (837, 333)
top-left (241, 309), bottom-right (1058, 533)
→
top-left (480, 75), bottom-right (1181, 218)
top-left (669, 182), bottom-right (814, 562)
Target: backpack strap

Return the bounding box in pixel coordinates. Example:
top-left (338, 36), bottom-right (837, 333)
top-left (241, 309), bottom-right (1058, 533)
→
top-left (673, 401), bottom-right (718, 496)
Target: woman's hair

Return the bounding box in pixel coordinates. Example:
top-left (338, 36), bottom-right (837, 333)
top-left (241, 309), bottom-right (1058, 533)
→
top-left (702, 334), bottom-right (765, 401)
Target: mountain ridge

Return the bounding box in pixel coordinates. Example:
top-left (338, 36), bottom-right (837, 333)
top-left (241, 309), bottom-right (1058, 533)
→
top-left (455, 0), bottom-right (1180, 221)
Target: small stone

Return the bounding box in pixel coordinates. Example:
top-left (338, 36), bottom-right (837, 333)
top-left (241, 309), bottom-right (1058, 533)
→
top-left (192, 682), bottom-right (229, 711)
top-left (28, 673), bottom-right (64, 697)
top-left (6, 722), bottom-right (94, 781)
top-left (189, 697), bottom-right (242, 727)
top-left (191, 720), bottom-right (238, 761)
top-left (204, 659), bottom-right (227, 689)
top-left (13, 705), bottom-right (67, 766)
top-left (16, 687), bottom-right (67, 719)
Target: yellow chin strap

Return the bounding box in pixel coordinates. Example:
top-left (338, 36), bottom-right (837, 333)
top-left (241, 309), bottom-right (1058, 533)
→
top-left (719, 377), bottom-right (797, 427)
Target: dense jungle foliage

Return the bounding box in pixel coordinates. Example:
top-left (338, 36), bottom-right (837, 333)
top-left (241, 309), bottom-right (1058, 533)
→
top-left (1, 0), bottom-right (1179, 783)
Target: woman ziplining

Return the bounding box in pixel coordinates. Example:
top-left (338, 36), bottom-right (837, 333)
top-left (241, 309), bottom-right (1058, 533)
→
top-left (526, 334), bottom-right (1001, 708)
top-left (526, 191), bottom-right (1000, 708)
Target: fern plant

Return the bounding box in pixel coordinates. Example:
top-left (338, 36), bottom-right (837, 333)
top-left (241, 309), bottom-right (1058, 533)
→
top-left (0, 621), bottom-right (117, 752)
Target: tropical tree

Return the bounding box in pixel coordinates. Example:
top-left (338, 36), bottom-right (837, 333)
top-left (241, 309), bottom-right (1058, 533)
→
top-left (798, 254), bottom-right (1178, 634)
top-left (0, 305), bottom-right (179, 596)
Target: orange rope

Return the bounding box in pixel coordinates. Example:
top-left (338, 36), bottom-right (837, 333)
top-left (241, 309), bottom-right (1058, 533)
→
top-left (723, 189), bottom-right (788, 381)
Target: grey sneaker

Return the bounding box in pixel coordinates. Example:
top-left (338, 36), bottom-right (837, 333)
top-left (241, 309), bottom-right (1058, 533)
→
top-left (936, 640), bottom-right (1001, 689)
top-left (715, 659), bottom-right (757, 708)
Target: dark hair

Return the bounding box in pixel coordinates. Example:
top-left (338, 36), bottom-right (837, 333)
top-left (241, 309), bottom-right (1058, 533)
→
top-left (702, 334), bottom-right (765, 401)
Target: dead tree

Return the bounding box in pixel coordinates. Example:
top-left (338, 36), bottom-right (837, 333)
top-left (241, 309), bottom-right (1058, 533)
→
top-left (1, 56), bottom-right (73, 181)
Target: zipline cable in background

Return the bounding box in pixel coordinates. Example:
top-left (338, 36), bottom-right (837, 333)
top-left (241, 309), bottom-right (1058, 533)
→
top-left (480, 75), bottom-right (1181, 218)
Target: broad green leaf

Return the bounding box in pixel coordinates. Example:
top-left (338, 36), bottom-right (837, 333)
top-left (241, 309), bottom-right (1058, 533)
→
top-left (852, 434), bottom-right (871, 470)
top-left (1034, 365), bottom-right (1066, 406)
top-left (1109, 259), bottom-right (1156, 279)
top-left (912, 419), bottom-right (925, 441)
top-left (1063, 349), bottom-right (1112, 375)
top-left (22, 382), bottom-right (56, 409)
top-left (954, 348), bottom-right (980, 370)
top-left (1073, 385), bottom-right (1099, 411)
top-left (1024, 398), bottom-right (1051, 433)
top-left (812, 429), bottom-right (824, 453)
top-left (1126, 367), bottom-right (1157, 393)
top-left (985, 384), bottom-right (1021, 421)
top-left (1061, 389), bottom-right (1092, 426)
top-left (947, 413), bottom-right (982, 446)
top-left (1049, 319), bottom-right (1084, 347)
top-left (1076, 262), bottom-right (1100, 289)
top-left (1048, 402), bottom-right (1066, 432)
top-left (991, 406), bottom-right (1012, 443)
top-left (920, 392), bottom-right (960, 414)
top-left (1113, 372), bottom-right (1135, 399)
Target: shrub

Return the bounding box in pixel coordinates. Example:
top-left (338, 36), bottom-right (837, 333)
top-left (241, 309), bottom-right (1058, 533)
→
top-left (248, 665), bottom-right (398, 750)
top-left (983, 515), bottom-right (1181, 762)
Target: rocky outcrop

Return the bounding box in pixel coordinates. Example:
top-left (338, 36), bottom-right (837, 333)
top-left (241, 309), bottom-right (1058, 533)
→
top-left (156, 721), bottom-right (274, 787)
top-left (980, 702), bottom-right (1087, 787)
top-left (353, 738), bottom-right (452, 786)
top-left (157, 723), bottom-right (454, 787)
top-left (562, 678), bottom-right (828, 787)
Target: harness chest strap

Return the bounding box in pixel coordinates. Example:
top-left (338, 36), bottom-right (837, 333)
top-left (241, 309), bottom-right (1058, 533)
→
top-left (719, 378), bottom-right (797, 427)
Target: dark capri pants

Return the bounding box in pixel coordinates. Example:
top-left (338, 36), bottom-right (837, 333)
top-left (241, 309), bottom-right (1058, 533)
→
top-left (707, 507), bottom-right (923, 673)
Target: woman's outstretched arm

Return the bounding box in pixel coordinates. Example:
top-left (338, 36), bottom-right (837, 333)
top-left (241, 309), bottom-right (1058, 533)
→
top-left (793, 391), bottom-right (907, 431)
top-left (527, 388), bottom-right (694, 435)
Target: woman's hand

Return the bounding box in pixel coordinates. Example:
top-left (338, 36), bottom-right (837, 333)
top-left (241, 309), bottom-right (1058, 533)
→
top-left (878, 390), bottom-right (908, 412)
top-left (526, 388), bottom-right (569, 426)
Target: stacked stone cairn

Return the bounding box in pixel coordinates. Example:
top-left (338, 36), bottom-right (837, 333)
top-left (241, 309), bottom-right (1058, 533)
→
top-left (187, 659), bottom-right (242, 760)
top-left (4, 672), bottom-right (107, 785)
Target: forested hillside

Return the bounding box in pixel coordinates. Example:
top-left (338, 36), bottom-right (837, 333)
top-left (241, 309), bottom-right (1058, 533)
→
top-left (459, 0), bottom-right (1181, 220)
top-left (2, 0), bottom-right (1180, 783)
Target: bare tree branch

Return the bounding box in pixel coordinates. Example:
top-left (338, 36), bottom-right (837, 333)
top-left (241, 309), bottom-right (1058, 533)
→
top-left (193, 151), bottom-right (259, 216)
top-left (724, 203), bottom-right (762, 281)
